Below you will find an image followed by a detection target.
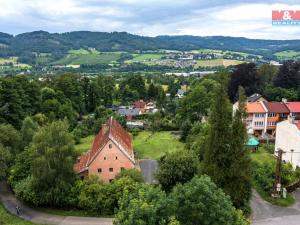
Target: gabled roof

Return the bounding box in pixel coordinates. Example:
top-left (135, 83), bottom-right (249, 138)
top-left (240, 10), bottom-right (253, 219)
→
top-left (247, 93), bottom-right (262, 102)
top-left (285, 102), bottom-right (300, 113)
top-left (118, 108), bottom-right (140, 116)
top-left (246, 102), bottom-right (266, 113)
top-left (74, 117), bottom-right (134, 173)
top-left (134, 100), bottom-right (146, 109)
top-left (263, 102), bottom-right (290, 113)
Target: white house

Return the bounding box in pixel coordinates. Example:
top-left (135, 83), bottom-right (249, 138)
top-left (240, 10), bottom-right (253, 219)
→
top-left (275, 117), bottom-right (300, 168)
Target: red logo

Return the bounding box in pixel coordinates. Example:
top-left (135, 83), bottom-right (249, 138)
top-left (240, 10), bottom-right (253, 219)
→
top-left (272, 10), bottom-right (300, 20)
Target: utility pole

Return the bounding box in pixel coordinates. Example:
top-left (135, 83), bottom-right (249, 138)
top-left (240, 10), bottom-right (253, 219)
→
top-left (273, 148), bottom-right (285, 197)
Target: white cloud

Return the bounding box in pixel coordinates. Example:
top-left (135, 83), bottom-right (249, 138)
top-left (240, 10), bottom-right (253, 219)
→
top-left (0, 0), bottom-right (300, 39)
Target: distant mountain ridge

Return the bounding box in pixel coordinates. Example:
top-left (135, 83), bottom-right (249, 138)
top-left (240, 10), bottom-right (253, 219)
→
top-left (1, 30), bottom-right (300, 59)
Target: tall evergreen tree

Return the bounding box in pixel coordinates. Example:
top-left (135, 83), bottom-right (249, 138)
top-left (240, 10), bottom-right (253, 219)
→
top-left (203, 74), bottom-right (251, 212)
top-left (227, 87), bottom-right (251, 211)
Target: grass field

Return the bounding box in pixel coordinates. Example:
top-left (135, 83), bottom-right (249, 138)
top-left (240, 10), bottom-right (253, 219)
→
top-left (74, 131), bottom-right (184, 160)
top-left (53, 48), bottom-right (121, 65)
top-left (194, 59), bottom-right (244, 68)
top-left (126, 54), bottom-right (163, 63)
top-left (75, 135), bottom-right (95, 153)
top-left (274, 50), bottom-right (300, 59)
top-left (133, 131), bottom-right (184, 160)
top-left (0, 203), bottom-right (36, 225)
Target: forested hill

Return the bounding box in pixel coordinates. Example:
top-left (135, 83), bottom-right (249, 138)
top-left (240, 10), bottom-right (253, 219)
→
top-left (1, 30), bottom-right (300, 57)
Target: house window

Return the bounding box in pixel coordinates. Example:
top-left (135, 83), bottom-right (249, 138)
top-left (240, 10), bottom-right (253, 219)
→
top-left (255, 113), bottom-right (264, 118)
top-left (267, 121), bottom-right (276, 126)
top-left (254, 122), bottom-right (264, 126)
top-left (109, 168), bottom-right (113, 172)
top-left (109, 143), bottom-right (112, 149)
top-left (121, 167), bottom-right (125, 171)
top-left (268, 113), bottom-right (276, 117)
top-left (109, 179), bottom-right (113, 183)
top-left (116, 156), bottom-right (118, 160)
top-left (98, 168), bottom-right (102, 173)
top-left (104, 157), bottom-right (106, 160)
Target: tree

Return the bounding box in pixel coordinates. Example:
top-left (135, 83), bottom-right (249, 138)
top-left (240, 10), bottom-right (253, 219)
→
top-left (227, 87), bottom-right (252, 211)
top-left (30, 120), bottom-right (77, 206)
top-left (0, 123), bottom-right (21, 155)
top-left (114, 183), bottom-right (171, 225)
top-left (115, 169), bottom-right (144, 183)
top-left (0, 144), bottom-right (12, 179)
top-left (170, 176), bottom-right (249, 225)
top-left (258, 64), bottom-right (278, 86)
top-left (156, 150), bottom-right (199, 191)
top-left (203, 74), bottom-right (232, 186)
top-left (203, 76), bottom-right (251, 212)
top-left (148, 82), bottom-right (158, 100)
top-left (21, 117), bottom-right (39, 148)
top-left (274, 61), bottom-right (300, 89)
top-left (228, 63), bottom-right (262, 102)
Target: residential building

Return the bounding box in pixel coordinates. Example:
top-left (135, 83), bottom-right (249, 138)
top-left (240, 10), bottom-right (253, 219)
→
top-left (275, 117), bottom-right (300, 168)
top-left (74, 117), bottom-right (136, 182)
top-left (285, 102), bottom-right (300, 120)
top-left (245, 102), bottom-right (267, 135)
top-left (233, 93), bottom-right (266, 112)
top-left (262, 102), bottom-right (290, 135)
top-left (117, 107), bottom-right (141, 121)
top-left (133, 100), bottom-right (147, 113)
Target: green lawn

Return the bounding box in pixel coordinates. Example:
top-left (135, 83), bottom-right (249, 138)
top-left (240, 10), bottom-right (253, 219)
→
top-left (75, 135), bottom-right (95, 154)
top-left (133, 131), bottom-right (184, 160)
top-left (0, 202), bottom-right (36, 225)
top-left (250, 147), bottom-right (275, 164)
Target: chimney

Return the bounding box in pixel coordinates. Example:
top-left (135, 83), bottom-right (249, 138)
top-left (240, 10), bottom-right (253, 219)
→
top-left (282, 98), bottom-right (287, 103)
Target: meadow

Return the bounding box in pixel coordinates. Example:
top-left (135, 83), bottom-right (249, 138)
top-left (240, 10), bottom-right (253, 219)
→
top-left (75, 131), bottom-right (185, 160)
top-left (194, 58), bottom-right (244, 68)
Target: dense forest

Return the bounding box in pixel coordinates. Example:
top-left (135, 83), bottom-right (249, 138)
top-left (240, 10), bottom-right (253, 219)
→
top-left (1, 31), bottom-right (300, 59)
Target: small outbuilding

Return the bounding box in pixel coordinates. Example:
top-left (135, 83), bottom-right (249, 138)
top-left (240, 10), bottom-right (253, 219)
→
top-left (246, 137), bottom-right (260, 152)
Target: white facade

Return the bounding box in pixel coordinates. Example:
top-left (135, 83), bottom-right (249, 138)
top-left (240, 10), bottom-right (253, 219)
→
top-left (275, 119), bottom-right (300, 168)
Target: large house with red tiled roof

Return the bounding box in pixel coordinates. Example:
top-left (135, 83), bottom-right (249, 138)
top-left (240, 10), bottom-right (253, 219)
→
top-left (245, 101), bottom-right (268, 135)
top-left (74, 117), bottom-right (136, 182)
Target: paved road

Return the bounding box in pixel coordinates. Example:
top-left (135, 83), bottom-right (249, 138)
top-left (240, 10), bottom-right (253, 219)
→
top-left (139, 159), bottom-right (158, 184)
top-left (251, 189), bottom-right (300, 225)
top-left (0, 181), bottom-right (113, 225)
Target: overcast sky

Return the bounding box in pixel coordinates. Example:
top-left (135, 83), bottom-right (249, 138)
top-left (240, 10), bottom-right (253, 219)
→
top-left (1, 0), bottom-right (300, 39)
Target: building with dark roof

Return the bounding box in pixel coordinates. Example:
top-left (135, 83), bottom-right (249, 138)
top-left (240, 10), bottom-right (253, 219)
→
top-left (74, 117), bottom-right (136, 182)
top-left (262, 102), bottom-right (290, 135)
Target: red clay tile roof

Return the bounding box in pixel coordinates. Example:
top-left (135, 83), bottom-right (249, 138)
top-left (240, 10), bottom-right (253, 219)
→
top-left (285, 102), bottom-right (300, 113)
top-left (246, 102), bottom-right (266, 113)
top-left (134, 100), bottom-right (146, 109)
top-left (296, 121), bottom-right (300, 130)
top-left (263, 102), bottom-right (290, 113)
top-left (74, 117), bottom-right (133, 173)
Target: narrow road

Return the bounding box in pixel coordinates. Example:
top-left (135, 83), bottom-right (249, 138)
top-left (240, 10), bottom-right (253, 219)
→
top-left (251, 189), bottom-right (300, 225)
top-left (0, 181), bottom-right (113, 225)
top-left (139, 159), bottom-right (158, 184)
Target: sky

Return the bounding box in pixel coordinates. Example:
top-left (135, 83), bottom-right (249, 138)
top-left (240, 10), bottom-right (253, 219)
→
top-left (1, 0), bottom-right (300, 39)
